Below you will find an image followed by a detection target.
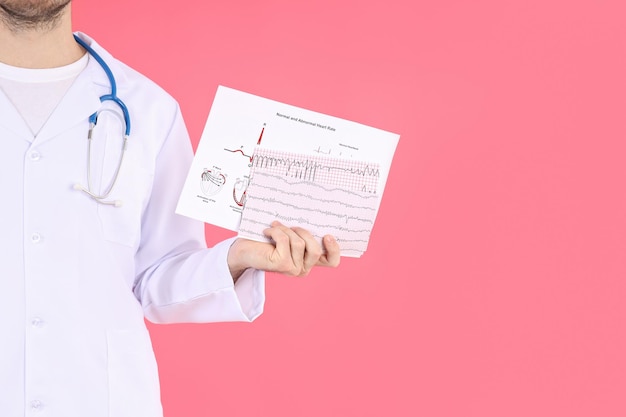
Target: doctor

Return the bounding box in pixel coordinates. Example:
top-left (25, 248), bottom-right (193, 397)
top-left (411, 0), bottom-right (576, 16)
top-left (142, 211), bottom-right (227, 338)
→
top-left (0, 1), bottom-right (340, 416)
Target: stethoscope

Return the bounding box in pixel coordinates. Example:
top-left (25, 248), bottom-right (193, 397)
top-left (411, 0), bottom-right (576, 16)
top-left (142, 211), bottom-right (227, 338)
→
top-left (72, 34), bottom-right (130, 207)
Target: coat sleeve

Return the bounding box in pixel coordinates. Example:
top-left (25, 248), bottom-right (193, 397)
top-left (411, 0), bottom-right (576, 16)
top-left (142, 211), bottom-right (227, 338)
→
top-left (132, 104), bottom-right (265, 324)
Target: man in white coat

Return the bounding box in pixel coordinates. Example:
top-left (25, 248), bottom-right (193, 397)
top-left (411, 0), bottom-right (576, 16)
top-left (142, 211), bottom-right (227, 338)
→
top-left (0, 1), bottom-right (340, 416)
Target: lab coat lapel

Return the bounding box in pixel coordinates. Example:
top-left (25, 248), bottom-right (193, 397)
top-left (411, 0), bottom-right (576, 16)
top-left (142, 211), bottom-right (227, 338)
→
top-left (33, 54), bottom-right (103, 146)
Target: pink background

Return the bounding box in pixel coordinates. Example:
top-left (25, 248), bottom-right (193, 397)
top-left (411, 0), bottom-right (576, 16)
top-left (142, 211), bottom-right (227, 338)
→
top-left (73, 1), bottom-right (626, 416)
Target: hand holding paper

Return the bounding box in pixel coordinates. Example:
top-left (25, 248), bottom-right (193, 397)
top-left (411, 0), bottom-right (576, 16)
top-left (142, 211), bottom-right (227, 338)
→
top-left (227, 221), bottom-right (341, 280)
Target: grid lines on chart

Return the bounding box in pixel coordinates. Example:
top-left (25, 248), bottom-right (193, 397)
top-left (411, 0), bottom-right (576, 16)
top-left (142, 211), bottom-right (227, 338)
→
top-left (250, 148), bottom-right (380, 194)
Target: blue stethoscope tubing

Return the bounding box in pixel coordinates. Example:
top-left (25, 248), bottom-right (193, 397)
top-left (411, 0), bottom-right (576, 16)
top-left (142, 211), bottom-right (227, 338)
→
top-left (73, 34), bottom-right (130, 207)
top-left (73, 34), bottom-right (130, 136)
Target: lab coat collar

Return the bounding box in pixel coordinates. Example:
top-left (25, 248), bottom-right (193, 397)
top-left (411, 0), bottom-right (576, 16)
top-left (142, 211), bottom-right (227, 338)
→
top-left (71, 32), bottom-right (130, 88)
top-left (33, 32), bottom-right (119, 146)
top-left (0, 32), bottom-right (126, 146)
top-left (0, 32), bottom-right (120, 143)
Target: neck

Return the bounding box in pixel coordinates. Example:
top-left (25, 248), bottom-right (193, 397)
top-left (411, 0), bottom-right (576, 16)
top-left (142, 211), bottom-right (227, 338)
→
top-left (0, 6), bottom-right (83, 68)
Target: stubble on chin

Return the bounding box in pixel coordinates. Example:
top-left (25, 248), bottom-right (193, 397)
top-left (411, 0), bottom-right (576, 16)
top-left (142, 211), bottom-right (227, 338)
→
top-left (0, 0), bottom-right (72, 32)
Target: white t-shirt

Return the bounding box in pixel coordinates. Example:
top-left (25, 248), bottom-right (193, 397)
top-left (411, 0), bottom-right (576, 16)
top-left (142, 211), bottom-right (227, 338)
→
top-left (0, 53), bottom-right (89, 135)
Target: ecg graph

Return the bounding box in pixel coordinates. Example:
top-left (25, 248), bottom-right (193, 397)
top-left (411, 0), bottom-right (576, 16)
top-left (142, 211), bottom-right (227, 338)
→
top-left (251, 148), bottom-right (380, 193)
top-left (223, 126), bottom-right (265, 166)
top-left (238, 148), bottom-right (381, 257)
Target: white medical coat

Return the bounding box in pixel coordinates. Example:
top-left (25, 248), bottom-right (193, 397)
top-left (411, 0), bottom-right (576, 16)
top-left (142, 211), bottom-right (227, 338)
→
top-left (0, 33), bottom-right (265, 417)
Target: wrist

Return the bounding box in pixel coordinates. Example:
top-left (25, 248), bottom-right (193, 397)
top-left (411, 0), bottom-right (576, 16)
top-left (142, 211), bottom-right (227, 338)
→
top-left (227, 238), bottom-right (249, 282)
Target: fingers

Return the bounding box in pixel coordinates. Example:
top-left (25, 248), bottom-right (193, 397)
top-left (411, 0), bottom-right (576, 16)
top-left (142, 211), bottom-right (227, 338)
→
top-left (264, 222), bottom-right (306, 275)
top-left (319, 235), bottom-right (341, 268)
top-left (263, 221), bottom-right (340, 277)
top-left (290, 225), bottom-right (324, 274)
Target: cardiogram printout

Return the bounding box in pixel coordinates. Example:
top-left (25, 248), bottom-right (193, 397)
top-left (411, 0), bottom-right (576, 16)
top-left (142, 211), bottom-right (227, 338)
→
top-left (175, 86), bottom-right (399, 257)
top-left (239, 148), bottom-right (381, 257)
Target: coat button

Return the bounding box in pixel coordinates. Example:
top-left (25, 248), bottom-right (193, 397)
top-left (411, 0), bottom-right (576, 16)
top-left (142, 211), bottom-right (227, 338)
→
top-left (30, 399), bottom-right (43, 410)
top-left (31, 233), bottom-right (42, 244)
top-left (29, 151), bottom-right (41, 161)
top-left (31, 317), bottom-right (44, 328)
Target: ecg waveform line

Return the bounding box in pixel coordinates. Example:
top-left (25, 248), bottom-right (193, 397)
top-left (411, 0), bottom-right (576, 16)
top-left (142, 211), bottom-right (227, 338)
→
top-left (251, 171), bottom-right (379, 201)
top-left (254, 154), bottom-right (380, 179)
top-left (249, 186), bottom-right (376, 213)
top-left (239, 216), bottom-right (373, 236)
top-left (251, 148), bottom-right (380, 194)
top-left (250, 177), bottom-right (377, 212)
top-left (243, 203), bottom-right (373, 225)
top-left (257, 127), bottom-right (264, 145)
top-left (224, 148), bottom-right (253, 163)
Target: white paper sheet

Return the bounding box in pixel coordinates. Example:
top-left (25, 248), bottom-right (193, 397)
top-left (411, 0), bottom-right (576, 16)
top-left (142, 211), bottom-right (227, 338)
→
top-left (176, 86), bottom-right (399, 255)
